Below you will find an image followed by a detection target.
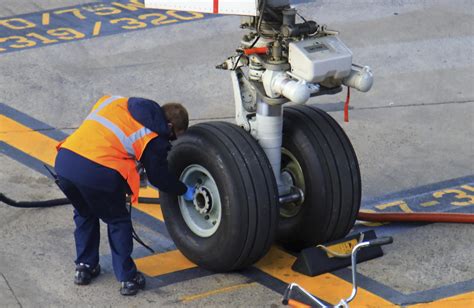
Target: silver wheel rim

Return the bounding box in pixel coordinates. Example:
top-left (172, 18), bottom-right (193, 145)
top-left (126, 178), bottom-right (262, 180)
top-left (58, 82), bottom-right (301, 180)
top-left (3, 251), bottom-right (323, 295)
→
top-left (179, 164), bottom-right (222, 237)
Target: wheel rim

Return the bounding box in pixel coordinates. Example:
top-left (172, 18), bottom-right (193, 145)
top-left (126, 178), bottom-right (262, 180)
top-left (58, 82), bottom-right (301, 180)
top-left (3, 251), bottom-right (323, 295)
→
top-left (280, 148), bottom-right (306, 218)
top-left (179, 164), bottom-right (222, 237)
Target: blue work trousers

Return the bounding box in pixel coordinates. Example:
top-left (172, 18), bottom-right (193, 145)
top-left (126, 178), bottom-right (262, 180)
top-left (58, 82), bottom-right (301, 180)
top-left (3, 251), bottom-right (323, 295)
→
top-left (57, 176), bottom-right (137, 282)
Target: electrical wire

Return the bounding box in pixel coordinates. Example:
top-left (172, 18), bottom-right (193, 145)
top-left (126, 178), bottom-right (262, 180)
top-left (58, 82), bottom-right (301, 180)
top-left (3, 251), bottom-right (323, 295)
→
top-left (128, 201), bottom-right (155, 254)
top-left (257, 0), bottom-right (267, 36)
top-left (231, 0), bottom-right (273, 71)
top-left (295, 11), bottom-right (308, 24)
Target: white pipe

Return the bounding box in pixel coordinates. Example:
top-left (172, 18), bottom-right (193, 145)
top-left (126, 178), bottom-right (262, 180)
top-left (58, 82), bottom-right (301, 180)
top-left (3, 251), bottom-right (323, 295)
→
top-left (262, 70), bottom-right (311, 104)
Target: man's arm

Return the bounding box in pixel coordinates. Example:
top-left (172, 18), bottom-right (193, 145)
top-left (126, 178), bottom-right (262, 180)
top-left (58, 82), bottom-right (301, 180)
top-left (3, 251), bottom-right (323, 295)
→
top-left (140, 137), bottom-right (187, 195)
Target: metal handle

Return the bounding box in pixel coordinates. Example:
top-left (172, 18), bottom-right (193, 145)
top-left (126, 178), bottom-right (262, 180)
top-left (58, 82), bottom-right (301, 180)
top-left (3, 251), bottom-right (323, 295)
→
top-left (345, 236), bottom-right (394, 304)
top-left (366, 236), bottom-right (393, 248)
top-left (282, 283), bottom-right (327, 307)
top-left (282, 284), bottom-right (291, 305)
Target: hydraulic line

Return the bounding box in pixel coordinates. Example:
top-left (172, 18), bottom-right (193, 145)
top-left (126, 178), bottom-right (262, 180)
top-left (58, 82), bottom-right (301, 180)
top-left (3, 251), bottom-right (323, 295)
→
top-left (344, 86), bottom-right (351, 122)
top-left (358, 211), bottom-right (474, 224)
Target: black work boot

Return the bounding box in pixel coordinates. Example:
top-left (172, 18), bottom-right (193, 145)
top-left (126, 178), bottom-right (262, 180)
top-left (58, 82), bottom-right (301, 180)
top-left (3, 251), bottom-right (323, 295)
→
top-left (74, 263), bottom-right (101, 285)
top-left (120, 272), bottom-right (146, 296)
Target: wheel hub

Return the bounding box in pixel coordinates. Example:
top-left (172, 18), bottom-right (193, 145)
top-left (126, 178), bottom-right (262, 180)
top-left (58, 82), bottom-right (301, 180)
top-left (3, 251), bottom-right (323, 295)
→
top-left (194, 186), bottom-right (213, 214)
top-left (179, 164), bottom-right (222, 238)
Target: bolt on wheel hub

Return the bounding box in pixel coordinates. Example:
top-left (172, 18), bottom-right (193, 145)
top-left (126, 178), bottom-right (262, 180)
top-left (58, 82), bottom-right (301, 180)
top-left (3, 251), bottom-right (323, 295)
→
top-left (194, 186), bottom-right (213, 214)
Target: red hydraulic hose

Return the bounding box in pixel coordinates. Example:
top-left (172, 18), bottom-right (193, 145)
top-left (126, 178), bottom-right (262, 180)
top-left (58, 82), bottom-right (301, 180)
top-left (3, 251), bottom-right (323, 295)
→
top-left (358, 211), bottom-right (474, 224)
top-left (243, 47), bottom-right (269, 55)
top-left (344, 87), bottom-right (351, 122)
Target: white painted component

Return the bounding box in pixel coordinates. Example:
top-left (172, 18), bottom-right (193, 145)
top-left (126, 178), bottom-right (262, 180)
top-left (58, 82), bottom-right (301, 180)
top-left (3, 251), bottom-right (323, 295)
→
top-left (145, 0), bottom-right (259, 16)
top-left (231, 71), bottom-right (250, 131)
top-left (343, 65), bottom-right (374, 92)
top-left (262, 70), bottom-right (311, 104)
top-left (256, 113), bottom-right (284, 191)
top-left (289, 36), bottom-right (353, 83)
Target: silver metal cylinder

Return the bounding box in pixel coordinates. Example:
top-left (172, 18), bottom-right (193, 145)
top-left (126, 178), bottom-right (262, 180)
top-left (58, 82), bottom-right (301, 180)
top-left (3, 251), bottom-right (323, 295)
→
top-left (266, 0), bottom-right (290, 7)
top-left (256, 101), bottom-right (285, 193)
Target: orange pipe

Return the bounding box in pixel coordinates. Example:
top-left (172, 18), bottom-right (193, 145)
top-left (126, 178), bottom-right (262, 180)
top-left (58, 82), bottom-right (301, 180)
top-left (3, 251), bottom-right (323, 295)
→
top-left (243, 47), bottom-right (268, 55)
top-left (357, 211), bottom-right (474, 224)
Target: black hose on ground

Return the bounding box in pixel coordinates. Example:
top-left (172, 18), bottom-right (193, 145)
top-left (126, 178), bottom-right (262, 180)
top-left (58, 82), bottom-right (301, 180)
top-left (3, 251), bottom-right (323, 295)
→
top-left (0, 192), bottom-right (160, 254)
top-left (0, 193), bottom-right (160, 208)
top-left (0, 193), bottom-right (70, 208)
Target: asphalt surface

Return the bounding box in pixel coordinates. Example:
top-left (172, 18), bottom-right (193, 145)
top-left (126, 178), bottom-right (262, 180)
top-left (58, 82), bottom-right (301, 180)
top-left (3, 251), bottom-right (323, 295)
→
top-left (0, 0), bottom-right (473, 307)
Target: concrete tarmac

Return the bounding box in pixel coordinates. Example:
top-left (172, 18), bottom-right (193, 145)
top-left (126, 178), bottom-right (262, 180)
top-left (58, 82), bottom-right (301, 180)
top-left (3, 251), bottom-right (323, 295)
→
top-left (1, 0), bottom-right (473, 306)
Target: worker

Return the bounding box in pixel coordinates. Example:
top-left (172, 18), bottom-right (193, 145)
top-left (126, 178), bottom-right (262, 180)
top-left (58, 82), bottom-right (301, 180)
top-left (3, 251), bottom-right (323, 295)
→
top-left (54, 95), bottom-right (195, 296)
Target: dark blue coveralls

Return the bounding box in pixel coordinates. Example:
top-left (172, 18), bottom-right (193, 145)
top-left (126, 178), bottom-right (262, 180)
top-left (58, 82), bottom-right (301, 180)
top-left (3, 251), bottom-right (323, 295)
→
top-left (55, 98), bottom-right (187, 282)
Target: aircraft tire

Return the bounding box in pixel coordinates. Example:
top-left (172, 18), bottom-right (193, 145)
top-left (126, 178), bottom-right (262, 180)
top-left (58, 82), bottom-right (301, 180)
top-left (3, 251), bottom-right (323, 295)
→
top-left (160, 121), bottom-right (278, 271)
top-left (277, 105), bottom-right (361, 250)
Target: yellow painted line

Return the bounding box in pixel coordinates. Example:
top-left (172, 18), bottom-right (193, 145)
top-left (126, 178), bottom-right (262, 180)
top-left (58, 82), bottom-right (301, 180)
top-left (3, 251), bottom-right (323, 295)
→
top-left (135, 187), bottom-right (164, 221)
top-left (92, 21), bottom-right (102, 36)
top-left (376, 200), bottom-right (414, 213)
top-left (0, 115), bottom-right (58, 166)
top-left (134, 202), bottom-right (164, 221)
top-left (42, 12), bottom-right (50, 26)
top-left (135, 250), bottom-right (196, 277)
top-left (133, 190), bottom-right (195, 279)
top-left (462, 184), bottom-right (474, 192)
top-left (420, 200), bottom-right (440, 207)
top-left (255, 247), bottom-right (397, 307)
top-left (181, 282), bottom-right (258, 303)
top-left (139, 186), bottom-right (160, 198)
top-left (408, 291), bottom-right (474, 307)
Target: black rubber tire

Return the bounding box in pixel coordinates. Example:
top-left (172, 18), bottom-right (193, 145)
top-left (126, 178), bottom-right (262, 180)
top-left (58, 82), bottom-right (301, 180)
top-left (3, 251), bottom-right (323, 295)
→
top-left (160, 122), bottom-right (279, 272)
top-left (278, 105), bottom-right (361, 250)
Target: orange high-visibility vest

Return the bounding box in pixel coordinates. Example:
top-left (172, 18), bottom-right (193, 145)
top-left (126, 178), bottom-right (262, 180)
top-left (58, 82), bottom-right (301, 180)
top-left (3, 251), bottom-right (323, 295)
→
top-left (58, 95), bottom-right (158, 204)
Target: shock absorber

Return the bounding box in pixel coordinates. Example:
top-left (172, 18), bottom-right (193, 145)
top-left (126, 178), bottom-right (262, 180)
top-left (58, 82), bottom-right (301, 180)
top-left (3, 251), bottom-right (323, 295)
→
top-left (256, 101), bottom-right (286, 194)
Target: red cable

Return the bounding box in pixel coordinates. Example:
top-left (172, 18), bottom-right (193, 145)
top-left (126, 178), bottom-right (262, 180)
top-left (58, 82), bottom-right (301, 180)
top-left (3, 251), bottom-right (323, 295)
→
top-left (344, 86), bottom-right (351, 122)
top-left (243, 47), bottom-right (268, 55)
top-left (358, 211), bottom-right (474, 224)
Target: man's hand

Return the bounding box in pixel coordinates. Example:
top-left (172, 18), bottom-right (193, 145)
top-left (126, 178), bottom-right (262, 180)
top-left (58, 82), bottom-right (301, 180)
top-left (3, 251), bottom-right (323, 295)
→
top-left (183, 185), bottom-right (195, 201)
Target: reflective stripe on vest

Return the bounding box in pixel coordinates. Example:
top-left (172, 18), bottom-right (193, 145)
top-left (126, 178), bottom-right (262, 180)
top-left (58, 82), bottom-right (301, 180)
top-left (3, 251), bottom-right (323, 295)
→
top-left (86, 96), bottom-right (153, 159)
